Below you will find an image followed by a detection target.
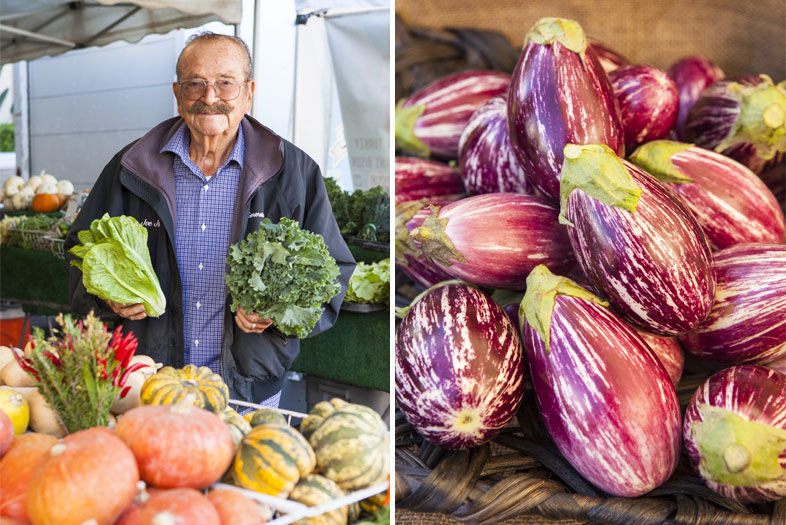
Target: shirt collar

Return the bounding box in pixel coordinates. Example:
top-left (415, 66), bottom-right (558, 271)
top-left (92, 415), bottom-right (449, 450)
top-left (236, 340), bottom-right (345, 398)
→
top-left (161, 120), bottom-right (245, 170)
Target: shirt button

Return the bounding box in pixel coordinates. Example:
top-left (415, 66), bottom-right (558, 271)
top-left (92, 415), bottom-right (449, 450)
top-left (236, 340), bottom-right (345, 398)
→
top-left (203, 184), bottom-right (209, 191)
top-left (196, 301), bottom-right (201, 309)
top-left (194, 339), bottom-right (199, 346)
top-left (201, 223), bottom-right (206, 231)
top-left (198, 263), bottom-right (204, 271)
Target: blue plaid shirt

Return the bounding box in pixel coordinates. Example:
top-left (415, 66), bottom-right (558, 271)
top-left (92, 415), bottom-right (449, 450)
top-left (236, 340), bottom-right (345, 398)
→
top-left (162, 123), bottom-right (244, 374)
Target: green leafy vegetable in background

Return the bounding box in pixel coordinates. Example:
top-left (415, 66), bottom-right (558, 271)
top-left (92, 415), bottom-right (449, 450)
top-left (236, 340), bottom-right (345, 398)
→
top-left (323, 177), bottom-right (390, 243)
top-left (5, 213), bottom-right (60, 249)
top-left (345, 258), bottom-right (390, 305)
top-left (69, 213), bottom-right (166, 317)
top-left (225, 217), bottom-right (342, 339)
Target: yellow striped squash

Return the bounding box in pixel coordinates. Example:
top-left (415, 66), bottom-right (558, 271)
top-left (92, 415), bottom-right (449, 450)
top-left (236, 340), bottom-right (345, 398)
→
top-left (221, 406), bottom-right (252, 447)
top-left (233, 423), bottom-right (316, 497)
top-left (299, 398), bottom-right (348, 441)
top-left (139, 364), bottom-right (229, 414)
top-left (288, 474), bottom-right (347, 525)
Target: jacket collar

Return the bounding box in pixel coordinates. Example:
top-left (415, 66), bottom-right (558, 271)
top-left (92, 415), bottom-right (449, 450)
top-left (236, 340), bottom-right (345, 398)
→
top-left (120, 115), bottom-right (284, 220)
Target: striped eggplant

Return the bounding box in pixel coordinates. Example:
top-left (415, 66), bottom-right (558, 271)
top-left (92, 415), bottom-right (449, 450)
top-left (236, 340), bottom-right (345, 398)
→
top-left (588, 38), bottom-right (628, 73)
top-left (458, 95), bottom-right (531, 195)
top-left (683, 365), bottom-right (786, 502)
top-left (680, 243), bottom-right (786, 364)
top-left (630, 140), bottom-right (785, 249)
top-left (395, 199), bottom-right (458, 289)
top-left (394, 157), bottom-right (466, 205)
top-left (395, 70), bottom-right (511, 159)
top-left (559, 143), bottom-right (715, 335)
top-left (667, 56), bottom-right (725, 140)
top-left (684, 75), bottom-right (786, 174)
top-left (395, 283), bottom-right (525, 449)
top-left (609, 65), bottom-right (679, 150)
top-left (410, 193), bottom-right (576, 290)
top-left (520, 265), bottom-right (681, 497)
top-left (508, 17), bottom-right (624, 201)
top-left (635, 329), bottom-right (685, 386)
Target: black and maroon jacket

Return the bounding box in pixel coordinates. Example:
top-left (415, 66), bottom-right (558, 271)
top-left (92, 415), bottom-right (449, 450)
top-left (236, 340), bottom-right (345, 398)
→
top-left (65, 115), bottom-right (356, 402)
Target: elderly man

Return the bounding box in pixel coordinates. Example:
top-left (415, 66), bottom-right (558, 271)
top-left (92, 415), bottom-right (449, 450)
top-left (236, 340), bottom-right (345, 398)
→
top-left (65, 32), bottom-right (356, 407)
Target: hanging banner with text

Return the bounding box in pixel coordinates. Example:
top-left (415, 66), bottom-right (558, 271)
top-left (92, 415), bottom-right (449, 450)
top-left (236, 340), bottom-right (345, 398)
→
top-left (323, 8), bottom-right (389, 191)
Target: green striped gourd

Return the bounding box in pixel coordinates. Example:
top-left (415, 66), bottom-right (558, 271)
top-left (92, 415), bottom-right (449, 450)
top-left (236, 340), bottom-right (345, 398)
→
top-left (299, 398), bottom-right (349, 441)
top-left (288, 474), bottom-right (348, 525)
top-left (233, 423), bottom-right (316, 497)
top-left (359, 490), bottom-right (389, 516)
top-left (139, 364), bottom-right (229, 414)
top-left (307, 400), bottom-right (389, 491)
top-left (245, 407), bottom-right (288, 427)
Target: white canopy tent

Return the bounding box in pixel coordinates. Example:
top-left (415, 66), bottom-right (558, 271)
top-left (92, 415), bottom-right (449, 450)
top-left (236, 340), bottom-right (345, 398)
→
top-left (0, 0), bottom-right (241, 64)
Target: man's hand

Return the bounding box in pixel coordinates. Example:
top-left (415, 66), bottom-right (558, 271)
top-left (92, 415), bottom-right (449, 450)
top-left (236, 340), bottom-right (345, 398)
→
top-left (235, 306), bottom-right (273, 334)
top-left (106, 301), bottom-right (147, 321)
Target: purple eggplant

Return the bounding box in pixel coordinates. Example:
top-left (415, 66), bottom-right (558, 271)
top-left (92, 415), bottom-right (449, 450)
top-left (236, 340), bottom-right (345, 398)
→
top-left (588, 38), bottom-right (628, 73)
top-left (395, 199), bottom-right (459, 289)
top-left (508, 17), bottom-right (624, 201)
top-left (683, 365), bottom-right (786, 502)
top-left (520, 265), bottom-right (681, 497)
top-left (559, 143), bottom-right (715, 335)
top-left (394, 157), bottom-right (466, 205)
top-left (630, 140), bottom-right (785, 249)
top-left (396, 70), bottom-right (511, 159)
top-left (635, 329), bottom-right (685, 385)
top-left (458, 95), bottom-right (531, 195)
top-left (395, 283), bottom-right (525, 450)
top-left (410, 193), bottom-right (576, 290)
top-left (680, 243), bottom-right (786, 364)
top-left (609, 65), bottom-right (679, 150)
top-left (684, 75), bottom-right (786, 174)
top-left (668, 56), bottom-right (725, 140)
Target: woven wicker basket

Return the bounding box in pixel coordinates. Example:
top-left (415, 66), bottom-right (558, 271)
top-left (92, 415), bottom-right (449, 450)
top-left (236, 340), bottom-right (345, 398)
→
top-left (395, 2), bottom-right (786, 523)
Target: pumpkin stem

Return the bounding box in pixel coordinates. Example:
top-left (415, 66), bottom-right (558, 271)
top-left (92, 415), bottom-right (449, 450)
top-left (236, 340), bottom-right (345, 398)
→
top-left (170, 393), bottom-right (198, 414)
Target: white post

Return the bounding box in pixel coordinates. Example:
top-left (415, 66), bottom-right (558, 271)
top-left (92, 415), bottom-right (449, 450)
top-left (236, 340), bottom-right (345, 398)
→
top-left (12, 60), bottom-right (29, 179)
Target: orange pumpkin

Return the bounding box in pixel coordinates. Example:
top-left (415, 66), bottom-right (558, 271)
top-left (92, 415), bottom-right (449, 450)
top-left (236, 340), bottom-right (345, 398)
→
top-left (30, 193), bottom-right (66, 213)
top-left (116, 488), bottom-right (220, 525)
top-left (207, 488), bottom-right (268, 525)
top-left (0, 432), bottom-right (58, 519)
top-left (114, 402), bottom-right (234, 489)
top-left (26, 427), bottom-right (139, 525)
top-left (0, 410), bottom-right (13, 456)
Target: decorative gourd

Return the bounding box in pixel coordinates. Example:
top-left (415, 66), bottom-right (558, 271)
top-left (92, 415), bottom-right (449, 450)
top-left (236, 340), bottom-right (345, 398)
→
top-left (307, 400), bottom-right (389, 491)
top-left (207, 488), bottom-right (270, 525)
top-left (30, 193), bottom-right (66, 213)
top-left (244, 407), bottom-right (288, 427)
top-left (140, 364), bottom-right (229, 414)
top-left (299, 398), bottom-right (349, 441)
top-left (0, 410), bottom-right (12, 456)
top-left (233, 423), bottom-right (316, 497)
top-left (288, 474), bottom-right (349, 525)
top-left (221, 406), bottom-right (252, 447)
top-left (0, 432), bottom-right (58, 519)
top-left (26, 427), bottom-right (139, 525)
top-left (0, 389), bottom-right (29, 435)
top-left (114, 401), bottom-right (234, 489)
top-left (116, 488), bottom-right (220, 525)
top-left (359, 489), bottom-right (390, 516)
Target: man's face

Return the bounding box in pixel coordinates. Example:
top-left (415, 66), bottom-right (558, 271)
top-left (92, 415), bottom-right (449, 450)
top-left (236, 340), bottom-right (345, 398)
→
top-left (173, 40), bottom-right (254, 140)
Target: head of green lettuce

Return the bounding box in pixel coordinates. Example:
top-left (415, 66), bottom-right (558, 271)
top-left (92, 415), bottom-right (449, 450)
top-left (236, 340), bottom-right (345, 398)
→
top-left (69, 213), bottom-right (166, 317)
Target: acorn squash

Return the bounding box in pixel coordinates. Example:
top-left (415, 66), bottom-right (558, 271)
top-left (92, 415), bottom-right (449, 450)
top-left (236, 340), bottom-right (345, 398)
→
top-left (139, 364), bottom-right (229, 415)
top-left (233, 423), bottom-right (316, 498)
top-left (221, 406), bottom-right (252, 448)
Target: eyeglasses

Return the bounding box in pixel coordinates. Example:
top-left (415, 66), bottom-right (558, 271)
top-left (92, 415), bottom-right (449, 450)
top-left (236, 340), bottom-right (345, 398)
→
top-left (177, 79), bottom-right (247, 101)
